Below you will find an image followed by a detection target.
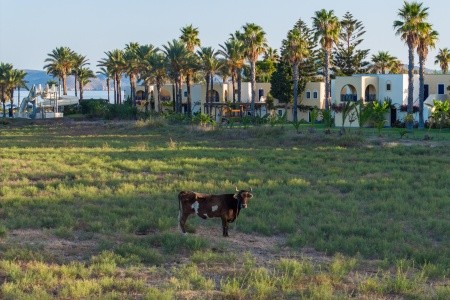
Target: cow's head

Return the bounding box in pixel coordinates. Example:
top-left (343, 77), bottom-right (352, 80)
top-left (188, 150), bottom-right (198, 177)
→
top-left (234, 187), bottom-right (253, 208)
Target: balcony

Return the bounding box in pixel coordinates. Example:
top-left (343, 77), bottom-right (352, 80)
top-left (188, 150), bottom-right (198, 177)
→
top-left (341, 94), bottom-right (358, 102)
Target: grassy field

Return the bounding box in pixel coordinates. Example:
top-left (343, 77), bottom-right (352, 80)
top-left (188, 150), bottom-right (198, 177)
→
top-left (0, 118), bottom-right (449, 299)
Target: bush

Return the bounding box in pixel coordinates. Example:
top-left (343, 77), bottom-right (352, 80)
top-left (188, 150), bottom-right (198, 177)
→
top-left (79, 99), bottom-right (109, 117)
top-left (105, 104), bottom-right (137, 120)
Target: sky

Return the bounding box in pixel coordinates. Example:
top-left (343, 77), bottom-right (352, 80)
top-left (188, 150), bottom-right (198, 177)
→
top-left (1, 0), bottom-right (449, 72)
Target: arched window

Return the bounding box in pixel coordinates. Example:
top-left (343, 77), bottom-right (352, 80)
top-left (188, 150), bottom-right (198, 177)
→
top-left (340, 85), bottom-right (357, 102)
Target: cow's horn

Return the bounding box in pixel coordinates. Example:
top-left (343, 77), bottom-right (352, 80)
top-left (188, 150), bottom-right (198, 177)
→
top-left (250, 187), bottom-right (253, 192)
top-left (235, 186), bottom-right (239, 192)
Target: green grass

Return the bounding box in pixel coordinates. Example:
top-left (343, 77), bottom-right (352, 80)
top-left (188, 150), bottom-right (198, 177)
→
top-left (0, 118), bottom-right (449, 298)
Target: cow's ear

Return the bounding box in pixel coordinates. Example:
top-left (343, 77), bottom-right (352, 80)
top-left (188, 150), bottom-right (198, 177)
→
top-left (233, 193), bottom-right (238, 199)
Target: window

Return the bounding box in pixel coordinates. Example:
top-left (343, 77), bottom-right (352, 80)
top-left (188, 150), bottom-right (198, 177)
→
top-left (386, 81), bottom-right (391, 91)
top-left (438, 84), bottom-right (445, 94)
top-left (183, 91), bottom-right (188, 97)
top-left (277, 109), bottom-right (283, 116)
top-left (313, 91), bottom-right (318, 99)
top-left (306, 91), bottom-right (311, 99)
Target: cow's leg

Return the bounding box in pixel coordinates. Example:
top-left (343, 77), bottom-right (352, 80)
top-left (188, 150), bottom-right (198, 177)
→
top-left (221, 217), bottom-right (229, 237)
top-left (179, 211), bottom-right (189, 234)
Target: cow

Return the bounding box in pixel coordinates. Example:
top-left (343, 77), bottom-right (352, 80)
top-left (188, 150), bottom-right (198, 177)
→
top-left (178, 187), bottom-right (253, 237)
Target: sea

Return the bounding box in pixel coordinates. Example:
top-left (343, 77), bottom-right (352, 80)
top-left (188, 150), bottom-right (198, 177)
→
top-left (11, 90), bottom-right (124, 105)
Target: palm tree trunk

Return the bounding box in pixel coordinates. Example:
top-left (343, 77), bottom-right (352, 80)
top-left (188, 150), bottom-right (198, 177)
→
top-left (232, 70), bottom-right (236, 103)
top-left (186, 72), bottom-right (192, 116)
top-left (250, 60), bottom-right (256, 117)
top-left (107, 78), bottom-right (110, 103)
top-left (157, 80), bottom-right (162, 112)
top-left (131, 73), bottom-right (136, 107)
top-left (205, 74), bottom-right (210, 115)
top-left (113, 75), bottom-right (117, 104)
top-left (293, 62), bottom-right (299, 122)
top-left (178, 74), bottom-right (183, 114)
top-left (74, 75), bottom-right (78, 97)
top-left (172, 81), bottom-right (176, 112)
top-left (79, 79), bottom-right (84, 100)
top-left (418, 54), bottom-right (425, 130)
top-left (117, 76), bottom-right (122, 104)
top-left (62, 73), bottom-right (68, 95)
top-left (324, 50), bottom-right (331, 111)
top-left (407, 44), bottom-right (414, 131)
top-left (210, 73), bottom-right (214, 116)
top-left (237, 70), bottom-right (242, 102)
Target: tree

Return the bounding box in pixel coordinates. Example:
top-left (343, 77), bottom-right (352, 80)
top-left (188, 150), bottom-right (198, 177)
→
top-left (148, 51), bottom-right (167, 112)
top-left (394, 1), bottom-right (429, 131)
top-left (44, 47), bottom-right (75, 95)
top-left (242, 23), bottom-right (267, 116)
top-left (124, 42), bottom-right (141, 107)
top-left (312, 9), bottom-right (341, 110)
top-left (163, 39), bottom-right (189, 113)
top-left (180, 25), bottom-right (201, 115)
top-left (219, 37), bottom-right (245, 103)
top-left (270, 59), bottom-right (294, 104)
top-left (77, 67), bottom-right (95, 100)
top-left (0, 63), bottom-right (27, 118)
top-left (197, 47), bottom-right (218, 115)
top-left (370, 51), bottom-right (400, 74)
top-left (9, 69), bottom-right (27, 108)
top-left (333, 12), bottom-right (369, 76)
top-left (97, 67), bottom-right (111, 103)
top-left (135, 44), bottom-right (156, 103)
top-left (98, 49), bottom-right (125, 104)
top-left (71, 53), bottom-right (89, 98)
top-left (417, 23), bottom-right (438, 130)
top-left (0, 63), bottom-right (13, 117)
top-left (434, 48), bottom-right (450, 74)
top-left (282, 26), bottom-right (310, 122)
top-left (256, 47), bottom-right (278, 83)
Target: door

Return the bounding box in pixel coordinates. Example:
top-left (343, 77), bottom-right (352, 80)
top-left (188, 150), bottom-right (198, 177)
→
top-left (390, 108), bottom-right (397, 127)
top-left (424, 84), bottom-right (429, 99)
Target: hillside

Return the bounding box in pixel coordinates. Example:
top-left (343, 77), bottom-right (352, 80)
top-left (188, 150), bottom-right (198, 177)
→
top-left (23, 69), bottom-right (130, 91)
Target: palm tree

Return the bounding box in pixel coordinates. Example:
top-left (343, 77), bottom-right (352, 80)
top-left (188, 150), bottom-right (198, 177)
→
top-left (148, 51), bottom-right (167, 112)
top-left (163, 39), bottom-right (189, 113)
top-left (97, 67), bottom-right (111, 102)
top-left (370, 51), bottom-right (399, 74)
top-left (241, 23), bottom-right (267, 116)
top-left (434, 48), bottom-right (450, 74)
top-left (197, 47), bottom-right (216, 115)
top-left (283, 27), bottom-right (310, 122)
top-left (393, 1), bottom-right (429, 131)
top-left (180, 25), bottom-right (201, 115)
top-left (98, 49), bottom-right (125, 104)
top-left (416, 23), bottom-right (438, 130)
top-left (219, 36), bottom-right (245, 103)
top-left (312, 9), bottom-right (341, 111)
top-left (136, 44), bottom-right (156, 102)
top-left (124, 42), bottom-right (141, 107)
top-left (9, 69), bottom-right (27, 108)
top-left (0, 63), bottom-right (13, 117)
top-left (77, 67), bottom-right (95, 100)
top-left (44, 47), bottom-right (75, 95)
top-left (71, 53), bottom-right (89, 98)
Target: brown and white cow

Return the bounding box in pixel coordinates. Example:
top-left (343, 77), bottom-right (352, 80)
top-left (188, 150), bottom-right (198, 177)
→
top-left (178, 187), bottom-right (253, 237)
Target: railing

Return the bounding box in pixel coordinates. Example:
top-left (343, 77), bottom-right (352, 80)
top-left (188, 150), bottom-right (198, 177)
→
top-left (341, 94), bottom-right (358, 102)
top-left (365, 94), bottom-right (377, 101)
